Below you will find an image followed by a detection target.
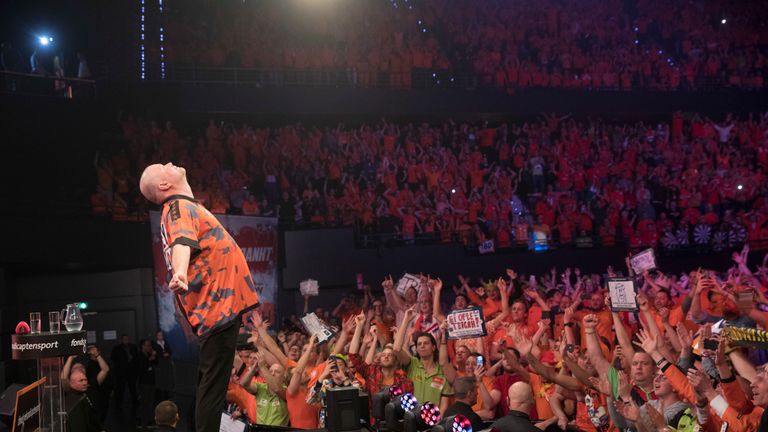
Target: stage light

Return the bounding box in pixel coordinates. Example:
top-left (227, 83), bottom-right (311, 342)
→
top-left (737, 184), bottom-right (743, 190)
top-left (419, 402), bottom-right (441, 427)
top-left (38, 36), bottom-right (52, 46)
top-left (658, 50), bottom-right (663, 54)
top-left (78, 302), bottom-right (88, 310)
top-left (389, 385), bottom-right (404, 398)
top-left (450, 414), bottom-right (473, 432)
top-left (400, 393), bottom-right (418, 412)
top-left (721, 18), bottom-right (727, 24)
top-left (451, 188), bottom-right (456, 194)
top-left (634, 39), bottom-right (639, 45)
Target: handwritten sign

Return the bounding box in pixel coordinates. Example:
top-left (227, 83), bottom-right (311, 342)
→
top-left (446, 307), bottom-right (487, 340)
top-left (396, 273), bottom-right (422, 296)
top-left (608, 278), bottom-right (638, 312)
top-left (478, 240), bottom-right (495, 255)
top-left (630, 248), bottom-right (657, 274)
top-left (300, 312), bottom-right (335, 344)
top-left (300, 279), bottom-right (319, 297)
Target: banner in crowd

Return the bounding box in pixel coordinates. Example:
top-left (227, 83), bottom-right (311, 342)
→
top-left (12, 378), bottom-right (45, 432)
top-left (300, 312), bottom-right (336, 344)
top-left (630, 248), bottom-right (657, 274)
top-left (446, 307), bottom-right (487, 340)
top-left (150, 211), bottom-right (278, 361)
top-left (607, 278), bottom-right (638, 312)
top-left (723, 326), bottom-right (768, 349)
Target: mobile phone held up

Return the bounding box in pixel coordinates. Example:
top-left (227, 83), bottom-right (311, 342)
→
top-left (476, 355), bottom-right (484, 367)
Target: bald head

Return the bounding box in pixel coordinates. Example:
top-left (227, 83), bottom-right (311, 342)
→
top-left (507, 381), bottom-right (534, 413)
top-left (139, 162), bottom-right (192, 204)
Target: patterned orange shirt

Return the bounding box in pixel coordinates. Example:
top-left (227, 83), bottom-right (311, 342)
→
top-left (161, 195), bottom-right (259, 337)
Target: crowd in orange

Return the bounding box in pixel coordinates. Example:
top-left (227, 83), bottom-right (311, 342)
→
top-left (94, 112), bottom-right (768, 252)
top-left (161, 0), bottom-right (768, 91)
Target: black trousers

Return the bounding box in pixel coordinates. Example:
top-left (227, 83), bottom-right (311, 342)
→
top-left (195, 320), bottom-right (240, 432)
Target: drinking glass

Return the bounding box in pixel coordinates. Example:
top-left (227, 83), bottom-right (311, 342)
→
top-left (49, 311), bottom-right (61, 333)
top-left (29, 312), bottom-right (41, 334)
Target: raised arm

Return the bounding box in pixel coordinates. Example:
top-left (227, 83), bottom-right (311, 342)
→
top-left (383, 275), bottom-right (406, 314)
top-left (582, 314), bottom-right (611, 376)
top-left (348, 312), bottom-right (366, 355)
top-left (393, 306), bottom-right (415, 367)
top-left (364, 327), bottom-right (379, 366)
top-left (432, 278), bottom-right (446, 321)
top-left (252, 312), bottom-right (290, 366)
top-left (439, 321), bottom-right (456, 384)
top-left (606, 297), bottom-right (635, 360)
top-left (90, 346), bottom-right (110, 385)
top-left (254, 351), bottom-right (286, 399)
top-left (288, 336), bottom-right (317, 396)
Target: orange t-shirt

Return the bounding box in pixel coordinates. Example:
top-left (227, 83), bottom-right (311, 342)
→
top-left (286, 388), bottom-right (320, 429)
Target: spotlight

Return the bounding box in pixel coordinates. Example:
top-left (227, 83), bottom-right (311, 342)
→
top-left (389, 385), bottom-right (404, 398)
top-left (400, 393), bottom-right (418, 412)
top-left (419, 402), bottom-right (441, 427)
top-left (451, 188), bottom-right (456, 194)
top-left (634, 39), bottom-right (639, 45)
top-left (38, 36), bottom-right (53, 46)
top-left (450, 414), bottom-right (473, 432)
top-left (658, 50), bottom-right (663, 54)
top-left (737, 184), bottom-right (743, 190)
top-left (721, 18), bottom-right (727, 24)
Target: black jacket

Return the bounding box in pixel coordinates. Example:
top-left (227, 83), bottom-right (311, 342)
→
top-left (490, 410), bottom-right (540, 432)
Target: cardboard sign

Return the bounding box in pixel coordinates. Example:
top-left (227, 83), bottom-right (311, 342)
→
top-left (396, 273), bottom-right (422, 296)
top-left (630, 248), bottom-right (657, 274)
top-left (300, 312), bottom-right (335, 344)
top-left (300, 279), bottom-right (319, 297)
top-left (608, 278), bottom-right (638, 312)
top-left (12, 378), bottom-right (45, 432)
top-left (478, 240), bottom-right (495, 255)
top-left (446, 307), bottom-right (487, 340)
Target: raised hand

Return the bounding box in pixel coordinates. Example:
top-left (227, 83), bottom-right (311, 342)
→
top-left (506, 269), bottom-right (518, 280)
top-left (473, 364), bottom-right (487, 380)
top-left (496, 277), bottom-right (506, 292)
top-left (634, 328), bottom-right (658, 354)
top-left (687, 368), bottom-right (715, 396)
top-left (382, 275), bottom-right (394, 291)
top-left (636, 294), bottom-right (650, 311)
top-left (433, 278), bottom-right (443, 292)
top-left (564, 306), bottom-right (575, 324)
top-left (582, 314), bottom-right (599, 330)
top-left (645, 403), bottom-right (668, 429)
top-left (675, 324), bottom-right (692, 348)
top-left (617, 371), bottom-right (632, 400)
top-left (354, 311), bottom-right (366, 326)
top-left (588, 376), bottom-right (613, 396)
top-left (616, 399), bottom-right (639, 422)
top-left (511, 327), bottom-right (533, 357)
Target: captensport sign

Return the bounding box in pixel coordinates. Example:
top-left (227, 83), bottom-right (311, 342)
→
top-left (11, 331), bottom-right (87, 360)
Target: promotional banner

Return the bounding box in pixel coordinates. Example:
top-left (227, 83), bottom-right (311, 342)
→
top-left (446, 307), bottom-right (487, 340)
top-left (150, 211), bottom-right (278, 361)
top-left (12, 378), bottom-right (45, 432)
top-left (11, 331), bottom-right (87, 360)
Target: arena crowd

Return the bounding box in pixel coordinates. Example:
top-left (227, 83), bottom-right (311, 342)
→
top-left (223, 244), bottom-right (768, 431)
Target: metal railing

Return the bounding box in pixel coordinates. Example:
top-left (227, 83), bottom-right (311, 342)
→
top-left (0, 70), bottom-right (97, 98)
top-left (165, 65), bottom-right (476, 89)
